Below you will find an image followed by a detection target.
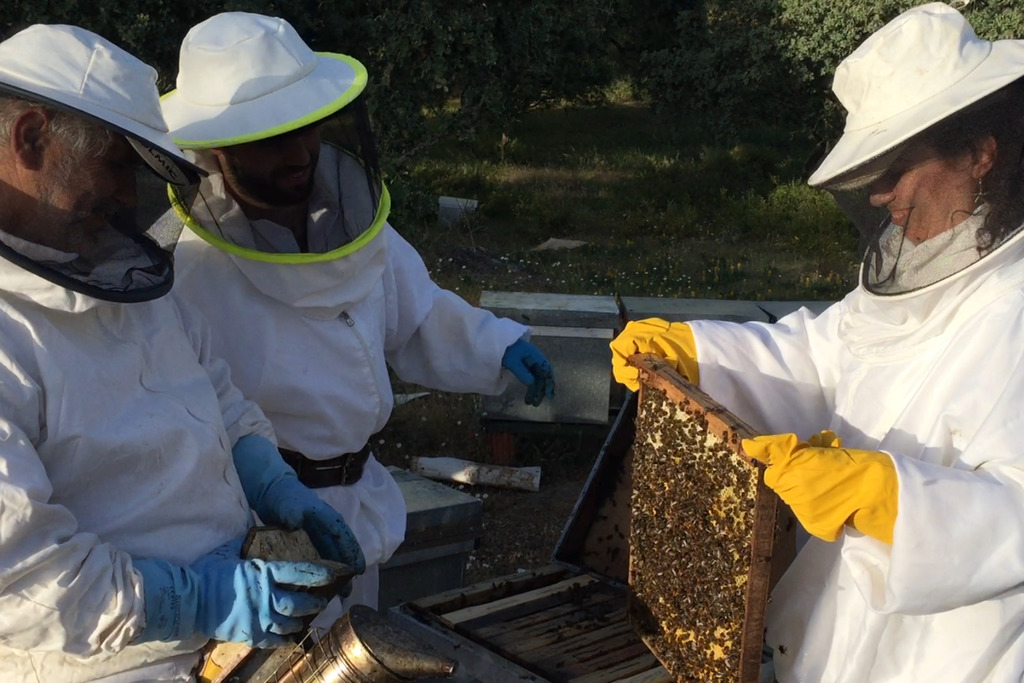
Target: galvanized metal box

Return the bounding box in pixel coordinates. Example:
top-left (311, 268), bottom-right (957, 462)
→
top-left (479, 291), bottom-right (623, 427)
top-left (379, 468), bottom-right (483, 609)
top-left (753, 300), bottom-right (833, 323)
top-left (619, 296), bottom-right (771, 324)
top-left (480, 291), bottom-right (622, 329)
top-left (390, 397), bottom-right (662, 682)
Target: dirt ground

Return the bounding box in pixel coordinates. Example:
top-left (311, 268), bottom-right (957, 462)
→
top-left (459, 465), bottom-right (592, 584)
top-left (373, 388), bottom-right (608, 585)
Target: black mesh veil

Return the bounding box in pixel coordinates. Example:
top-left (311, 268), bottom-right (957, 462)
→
top-left (0, 83), bottom-right (201, 302)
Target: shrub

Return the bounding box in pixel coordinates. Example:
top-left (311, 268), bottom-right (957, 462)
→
top-left (1, 0), bottom-right (620, 179)
top-left (624, 0), bottom-right (1024, 152)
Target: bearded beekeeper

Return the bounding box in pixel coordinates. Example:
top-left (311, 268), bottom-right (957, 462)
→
top-left (612, 3), bottom-right (1024, 681)
top-left (158, 11), bottom-right (555, 621)
top-left (0, 24), bottom-right (366, 683)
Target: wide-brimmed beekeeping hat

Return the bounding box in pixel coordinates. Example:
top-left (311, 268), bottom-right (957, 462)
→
top-left (0, 23), bottom-right (201, 186)
top-left (809, 2), bottom-right (1024, 190)
top-left (161, 12), bottom-right (367, 149)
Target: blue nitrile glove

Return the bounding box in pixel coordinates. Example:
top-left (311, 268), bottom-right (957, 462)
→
top-left (231, 434), bottom-right (366, 574)
top-left (133, 538), bottom-right (339, 647)
top-left (501, 339), bottom-right (555, 406)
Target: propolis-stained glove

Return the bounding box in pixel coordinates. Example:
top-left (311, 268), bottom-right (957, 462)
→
top-left (609, 318), bottom-right (700, 392)
top-left (232, 434), bottom-right (366, 574)
top-left (742, 432), bottom-right (898, 544)
top-left (133, 538), bottom-right (340, 647)
top-left (501, 339), bottom-right (555, 406)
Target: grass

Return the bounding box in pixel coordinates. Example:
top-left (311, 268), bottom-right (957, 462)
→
top-left (387, 98), bottom-right (862, 307)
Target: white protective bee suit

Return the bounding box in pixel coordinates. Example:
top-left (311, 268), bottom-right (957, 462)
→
top-left (0, 258), bottom-right (272, 682)
top-left (170, 143), bottom-right (529, 614)
top-left (686, 221), bottom-right (1024, 682)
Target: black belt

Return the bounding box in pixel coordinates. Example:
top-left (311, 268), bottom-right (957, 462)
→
top-left (279, 443), bottom-right (372, 488)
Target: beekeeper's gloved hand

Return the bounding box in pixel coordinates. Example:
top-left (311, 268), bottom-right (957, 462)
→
top-left (133, 538), bottom-right (340, 647)
top-left (742, 431), bottom-right (898, 544)
top-left (231, 434), bottom-right (366, 573)
top-left (501, 338), bottom-right (555, 406)
top-left (610, 318), bottom-right (699, 392)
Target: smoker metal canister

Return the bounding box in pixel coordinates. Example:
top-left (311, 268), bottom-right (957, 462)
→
top-left (270, 604), bottom-right (458, 683)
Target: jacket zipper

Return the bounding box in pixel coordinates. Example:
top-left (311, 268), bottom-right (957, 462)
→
top-left (340, 311), bottom-right (385, 399)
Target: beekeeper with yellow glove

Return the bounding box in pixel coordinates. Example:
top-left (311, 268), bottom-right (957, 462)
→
top-left (611, 4), bottom-right (1024, 681)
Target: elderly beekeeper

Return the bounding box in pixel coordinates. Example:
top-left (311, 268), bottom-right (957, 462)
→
top-left (0, 24), bottom-right (365, 683)
top-left (158, 11), bottom-right (555, 620)
top-left (612, 3), bottom-right (1024, 682)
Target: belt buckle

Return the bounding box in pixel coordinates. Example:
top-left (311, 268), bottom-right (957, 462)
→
top-left (341, 451), bottom-right (361, 485)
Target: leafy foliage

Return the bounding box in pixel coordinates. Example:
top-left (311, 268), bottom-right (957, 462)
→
top-left (2, 0), bottom-right (619, 175)
top-left (6, 1), bottom-right (1024, 195)
top-left (619, 0), bottom-right (1024, 151)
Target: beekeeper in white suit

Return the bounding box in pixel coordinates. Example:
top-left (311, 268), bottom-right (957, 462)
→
top-left (0, 23), bottom-right (365, 683)
top-left (160, 12), bottom-right (555, 621)
top-left (612, 3), bottom-right (1024, 682)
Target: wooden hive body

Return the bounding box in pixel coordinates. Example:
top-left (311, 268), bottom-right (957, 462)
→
top-left (628, 355), bottom-right (792, 682)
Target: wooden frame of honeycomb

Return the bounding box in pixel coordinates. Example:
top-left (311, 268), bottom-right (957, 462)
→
top-left (627, 354), bottom-right (793, 682)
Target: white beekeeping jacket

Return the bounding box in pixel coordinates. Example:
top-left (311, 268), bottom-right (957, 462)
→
top-left (688, 225), bottom-right (1024, 682)
top-left (0, 258), bottom-right (270, 682)
top-left (172, 143), bottom-right (527, 580)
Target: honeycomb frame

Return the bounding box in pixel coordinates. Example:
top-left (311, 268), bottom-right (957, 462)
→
top-left (627, 354), bottom-right (788, 682)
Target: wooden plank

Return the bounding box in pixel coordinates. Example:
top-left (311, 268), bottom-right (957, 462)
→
top-left (522, 616), bottom-right (634, 664)
top-left (535, 632), bottom-right (654, 680)
top-left (472, 589), bottom-right (621, 640)
top-left (441, 574), bottom-right (601, 625)
top-left (466, 612), bottom-right (646, 682)
top-left (572, 655), bottom-right (673, 683)
top-left (488, 604), bottom-right (628, 654)
top-left (550, 633), bottom-right (649, 672)
top-left (411, 563), bottom-right (574, 613)
top-left (472, 601), bottom-right (585, 639)
top-left (458, 578), bottom-right (619, 633)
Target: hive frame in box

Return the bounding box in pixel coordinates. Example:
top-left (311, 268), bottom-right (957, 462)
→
top-left (388, 357), bottom-right (794, 683)
top-left (628, 354), bottom-right (795, 682)
top-left (390, 392), bottom-right (672, 682)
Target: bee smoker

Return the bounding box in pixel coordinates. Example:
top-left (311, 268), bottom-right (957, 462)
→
top-left (262, 604), bottom-right (458, 683)
top-left (201, 527), bottom-right (458, 683)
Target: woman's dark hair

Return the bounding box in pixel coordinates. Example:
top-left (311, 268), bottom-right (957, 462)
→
top-left (917, 76), bottom-right (1024, 250)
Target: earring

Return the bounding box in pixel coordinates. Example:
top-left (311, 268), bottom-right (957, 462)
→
top-left (974, 177), bottom-right (987, 206)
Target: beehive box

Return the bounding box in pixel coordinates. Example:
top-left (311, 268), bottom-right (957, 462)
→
top-left (628, 354), bottom-right (793, 682)
top-left (478, 291), bottom-right (624, 427)
top-left (390, 396), bottom-right (669, 683)
top-left (389, 359), bottom-right (793, 683)
top-left (379, 467), bottom-right (483, 609)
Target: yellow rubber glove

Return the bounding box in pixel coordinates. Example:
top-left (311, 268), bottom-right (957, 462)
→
top-left (742, 432), bottom-right (898, 544)
top-left (609, 318), bottom-right (699, 391)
